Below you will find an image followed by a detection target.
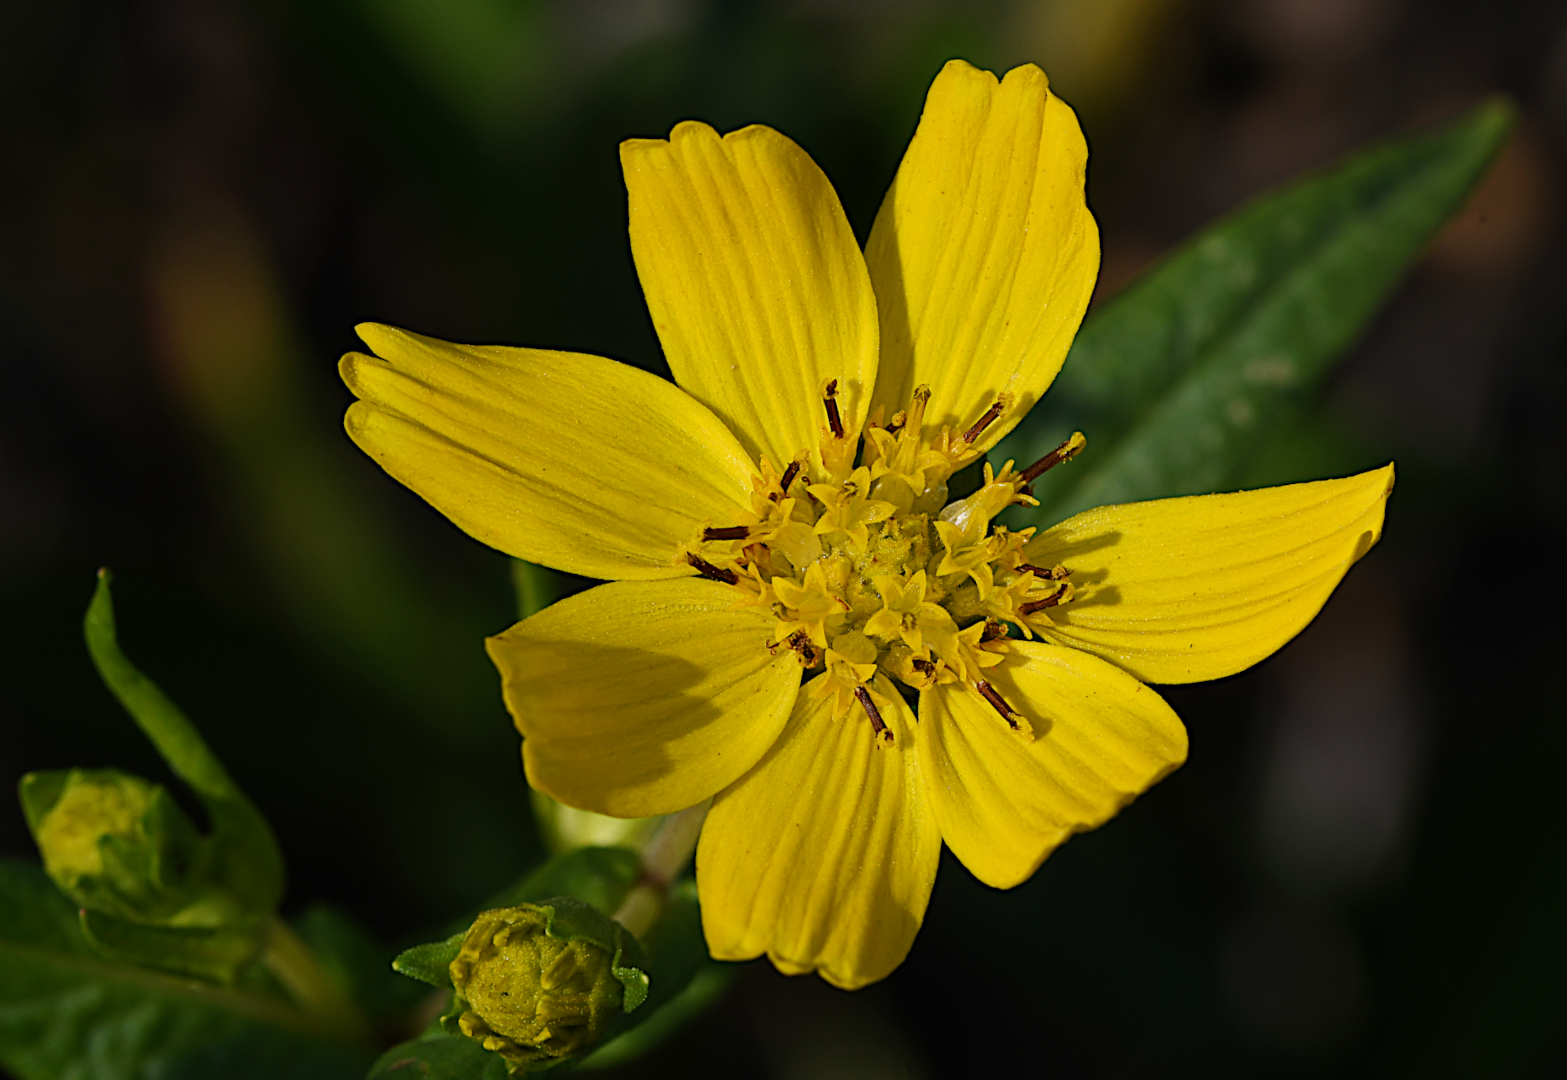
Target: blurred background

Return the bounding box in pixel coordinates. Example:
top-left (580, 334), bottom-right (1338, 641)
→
top-left (2, 0), bottom-right (1564, 1075)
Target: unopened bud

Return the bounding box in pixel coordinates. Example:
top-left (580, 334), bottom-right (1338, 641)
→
top-left (444, 901), bottom-right (648, 1071)
top-left (21, 768), bottom-right (213, 924)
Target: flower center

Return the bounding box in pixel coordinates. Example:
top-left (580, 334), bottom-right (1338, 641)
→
top-left (686, 384), bottom-right (1085, 743)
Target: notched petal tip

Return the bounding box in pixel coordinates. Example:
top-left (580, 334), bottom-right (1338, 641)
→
top-left (698, 681), bottom-right (937, 989)
top-left (866, 53), bottom-right (1098, 456)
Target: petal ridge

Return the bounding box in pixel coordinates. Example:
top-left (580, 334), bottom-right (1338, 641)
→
top-left (488, 578), bottom-right (801, 817)
top-left (866, 60), bottom-right (1099, 459)
top-left (698, 675), bottom-right (938, 989)
top-left (623, 121), bottom-right (877, 474)
top-left (1025, 465), bottom-right (1395, 683)
top-left (918, 642), bottom-right (1187, 889)
top-left (341, 324), bottom-right (755, 580)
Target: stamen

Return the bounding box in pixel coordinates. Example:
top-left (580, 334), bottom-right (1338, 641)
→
top-left (1017, 563), bottom-right (1071, 580)
top-left (854, 685), bottom-right (892, 743)
top-left (980, 618), bottom-right (1008, 643)
top-left (884, 409), bottom-right (908, 436)
top-left (822, 379), bottom-right (845, 439)
top-left (962, 398), bottom-right (1006, 444)
top-left (911, 658), bottom-right (936, 677)
top-left (702, 525), bottom-right (750, 541)
top-left (685, 552), bottom-right (738, 584)
top-left (788, 630), bottom-right (821, 667)
top-left (1018, 431), bottom-right (1087, 484)
top-left (975, 680), bottom-right (1022, 729)
top-left (779, 460), bottom-right (802, 494)
top-left (1018, 586), bottom-right (1072, 615)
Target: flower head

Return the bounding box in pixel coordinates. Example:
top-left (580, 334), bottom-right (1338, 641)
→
top-left (340, 60), bottom-right (1393, 989)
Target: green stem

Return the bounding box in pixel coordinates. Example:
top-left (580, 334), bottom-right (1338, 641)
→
top-left (611, 801), bottom-right (710, 938)
top-left (261, 915), bottom-right (372, 1044)
top-left (510, 559), bottom-right (556, 621)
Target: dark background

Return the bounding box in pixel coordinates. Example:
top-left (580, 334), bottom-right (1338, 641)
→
top-left (3, 0), bottom-right (1564, 1075)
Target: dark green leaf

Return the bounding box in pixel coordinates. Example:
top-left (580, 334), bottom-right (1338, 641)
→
top-left (998, 98), bottom-right (1514, 523)
top-left (489, 846), bottom-right (642, 915)
top-left (293, 905), bottom-right (431, 1021)
top-left (367, 1027), bottom-right (511, 1080)
top-left (79, 908), bottom-right (268, 984)
top-left (0, 860), bottom-right (370, 1080)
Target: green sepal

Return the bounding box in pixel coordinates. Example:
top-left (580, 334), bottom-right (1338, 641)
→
top-left (393, 929), bottom-right (468, 988)
top-left (20, 768), bottom-right (218, 926)
top-left (16, 770), bottom-right (69, 837)
top-left (78, 908), bottom-right (269, 985)
top-left (582, 879), bottom-right (727, 1069)
top-left (998, 97), bottom-right (1515, 521)
top-left (528, 896), bottom-right (649, 1013)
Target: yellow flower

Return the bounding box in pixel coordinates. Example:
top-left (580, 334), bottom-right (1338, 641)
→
top-left (339, 60), bottom-right (1394, 989)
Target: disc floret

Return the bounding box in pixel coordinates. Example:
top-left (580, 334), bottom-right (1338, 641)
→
top-left (686, 384), bottom-right (1084, 741)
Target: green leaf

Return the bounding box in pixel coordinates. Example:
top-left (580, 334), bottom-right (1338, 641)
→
top-left (368, 1027), bottom-right (511, 1080)
top-left (82, 570), bottom-right (284, 912)
top-left (0, 860), bottom-right (370, 1080)
top-left (997, 98), bottom-right (1514, 523)
top-left (292, 904), bottom-right (431, 1021)
top-left (490, 846), bottom-right (643, 916)
top-left (78, 909), bottom-right (268, 984)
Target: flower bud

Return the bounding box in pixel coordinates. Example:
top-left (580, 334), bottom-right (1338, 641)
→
top-left (444, 900), bottom-right (648, 1071)
top-left (20, 768), bottom-right (213, 925)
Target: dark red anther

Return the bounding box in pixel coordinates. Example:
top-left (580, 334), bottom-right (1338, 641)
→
top-left (1018, 587), bottom-right (1071, 615)
top-left (1017, 563), bottom-right (1071, 580)
top-left (779, 460), bottom-right (802, 495)
top-left (823, 380), bottom-right (845, 439)
top-left (854, 685), bottom-right (892, 742)
top-left (1018, 433), bottom-right (1086, 484)
top-left (975, 680), bottom-right (1020, 730)
top-left (962, 399), bottom-right (1005, 444)
top-left (702, 525), bottom-right (750, 541)
top-left (911, 657), bottom-right (936, 677)
top-left (685, 552), bottom-right (738, 585)
top-left (980, 618), bottom-right (1008, 643)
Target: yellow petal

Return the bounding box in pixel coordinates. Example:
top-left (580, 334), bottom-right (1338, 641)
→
top-left (1024, 465), bottom-right (1394, 684)
top-left (341, 324), bottom-right (755, 581)
top-left (918, 642), bottom-right (1187, 889)
top-left (697, 676), bottom-right (939, 989)
top-left (865, 60), bottom-right (1099, 459)
top-left (487, 579), bottom-right (800, 817)
top-left (623, 121), bottom-right (878, 473)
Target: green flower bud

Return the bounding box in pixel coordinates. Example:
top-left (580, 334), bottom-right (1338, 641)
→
top-left (20, 768), bottom-right (218, 924)
top-left (443, 900), bottom-right (648, 1072)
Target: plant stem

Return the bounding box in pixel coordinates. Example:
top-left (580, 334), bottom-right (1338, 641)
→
top-left (611, 800), bottom-right (710, 938)
top-left (261, 915), bottom-right (372, 1044)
